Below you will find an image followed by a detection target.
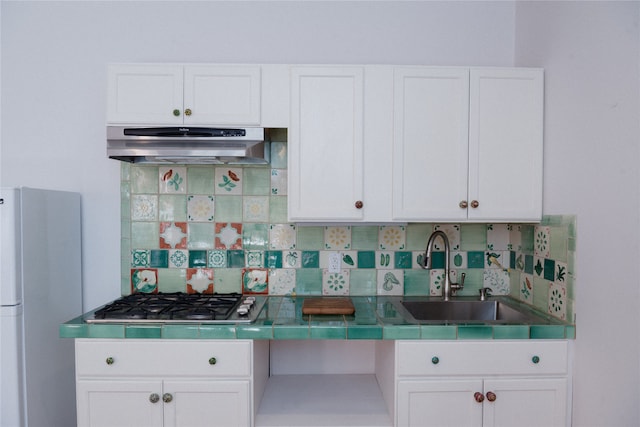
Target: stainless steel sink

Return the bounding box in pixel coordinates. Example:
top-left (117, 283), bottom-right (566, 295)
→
top-left (398, 298), bottom-right (549, 323)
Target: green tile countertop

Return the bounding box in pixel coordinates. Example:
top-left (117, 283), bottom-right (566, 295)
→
top-left (60, 296), bottom-right (575, 340)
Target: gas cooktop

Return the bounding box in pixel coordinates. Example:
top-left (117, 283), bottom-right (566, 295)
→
top-left (86, 292), bottom-right (266, 324)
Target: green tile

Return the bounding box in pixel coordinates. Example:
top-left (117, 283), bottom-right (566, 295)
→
top-left (532, 276), bottom-right (548, 311)
top-left (214, 195), bottom-right (243, 222)
top-left (162, 325), bottom-right (200, 339)
top-left (188, 223), bottom-right (215, 249)
top-left (296, 269), bottom-right (322, 294)
top-left (403, 269), bottom-right (430, 296)
top-left (301, 251), bottom-right (319, 268)
top-left (549, 227), bottom-right (568, 262)
top-left (524, 254), bottom-right (534, 274)
top-left (395, 251), bottom-right (413, 269)
top-left (269, 196), bottom-right (288, 223)
top-left (121, 183), bottom-right (131, 219)
top-left (457, 325), bottom-right (493, 339)
top-left (420, 325), bottom-right (457, 340)
top-left (492, 325), bottom-right (530, 339)
top-left (429, 251), bottom-right (445, 269)
top-left (347, 324), bottom-right (383, 339)
top-left (243, 223), bottom-right (269, 250)
top-left (131, 222), bottom-right (159, 248)
top-left (467, 251), bottom-right (485, 268)
top-left (310, 319), bottom-right (346, 339)
top-left (565, 325), bottom-right (576, 339)
top-left (150, 250), bottom-right (169, 268)
top-left (189, 250), bottom-right (208, 268)
top-left (296, 226), bottom-right (324, 250)
top-left (351, 226), bottom-right (379, 250)
top-left (131, 166), bottom-right (159, 193)
top-left (521, 225), bottom-right (535, 252)
top-left (125, 325), bottom-right (162, 339)
top-left (59, 322), bottom-right (88, 338)
top-left (228, 251), bottom-right (245, 268)
top-left (121, 162), bottom-right (131, 181)
top-left (243, 168), bottom-right (271, 195)
top-left (383, 325), bottom-right (421, 339)
top-left (157, 268), bottom-right (187, 292)
top-left (406, 224), bottom-right (432, 250)
top-left (274, 325), bottom-right (310, 339)
top-left (158, 195), bottom-right (187, 221)
top-left (214, 269), bottom-right (243, 293)
top-left (349, 270), bottom-right (377, 295)
top-left (236, 325), bottom-right (273, 339)
top-left (460, 224), bottom-right (487, 251)
top-left (265, 251), bottom-right (283, 268)
top-left (357, 251), bottom-right (376, 268)
top-left (199, 325), bottom-right (237, 339)
top-left (88, 324), bottom-right (126, 339)
top-left (530, 325), bottom-right (567, 339)
top-left (270, 141), bottom-right (288, 169)
top-left (543, 259), bottom-right (555, 281)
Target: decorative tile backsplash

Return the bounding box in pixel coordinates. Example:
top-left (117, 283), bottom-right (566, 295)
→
top-left (120, 138), bottom-right (576, 322)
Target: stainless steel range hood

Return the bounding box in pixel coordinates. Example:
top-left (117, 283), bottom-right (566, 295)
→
top-left (107, 126), bottom-right (270, 164)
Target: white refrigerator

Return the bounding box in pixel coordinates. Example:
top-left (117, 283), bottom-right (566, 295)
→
top-left (1, 187), bottom-right (82, 427)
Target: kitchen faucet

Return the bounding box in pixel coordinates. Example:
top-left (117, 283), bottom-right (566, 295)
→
top-left (422, 231), bottom-right (465, 301)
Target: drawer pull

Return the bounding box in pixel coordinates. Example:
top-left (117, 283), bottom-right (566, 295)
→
top-left (355, 200), bottom-right (363, 209)
top-left (486, 391), bottom-right (497, 402)
top-left (163, 393), bottom-right (173, 403)
top-left (184, 108), bottom-right (192, 116)
top-left (105, 357), bottom-right (114, 365)
top-left (532, 355), bottom-right (540, 364)
top-left (470, 200), bottom-right (479, 208)
top-left (431, 356), bottom-right (439, 365)
top-left (209, 357), bottom-right (217, 365)
top-left (474, 392), bottom-right (484, 403)
top-left (149, 393), bottom-right (160, 404)
top-left (172, 109), bottom-right (180, 117)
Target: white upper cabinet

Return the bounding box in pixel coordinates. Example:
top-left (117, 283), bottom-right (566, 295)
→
top-left (288, 66), bottom-right (365, 221)
top-left (392, 67), bottom-right (543, 222)
top-left (107, 64), bottom-right (262, 126)
top-left (392, 67), bottom-right (470, 221)
top-left (468, 68), bottom-right (543, 222)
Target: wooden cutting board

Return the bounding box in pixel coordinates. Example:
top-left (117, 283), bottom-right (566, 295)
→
top-left (302, 297), bottom-right (355, 315)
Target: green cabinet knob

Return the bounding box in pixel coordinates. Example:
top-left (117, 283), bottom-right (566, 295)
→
top-left (209, 357), bottom-right (217, 365)
top-left (173, 109), bottom-right (181, 117)
top-left (532, 355), bottom-right (540, 364)
top-left (431, 356), bottom-right (439, 365)
top-left (105, 357), bottom-right (114, 365)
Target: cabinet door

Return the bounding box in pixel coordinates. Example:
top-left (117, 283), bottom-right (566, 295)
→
top-left (482, 378), bottom-right (568, 427)
top-left (107, 65), bottom-right (184, 124)
top-left (397, 379), bottom-right (482, 427)
top-left (392, 67), bottom-right (470, 221)
top-left (163, 380), bottom-right (250, 427)
top-left (76, 380), bottom-right (163, 427)
top-left (184, 65), bottom-right (261, 125)
top-left (468, 68), bottom-right (543, 222)
top-left (288, 66), bottom-right (365, 221)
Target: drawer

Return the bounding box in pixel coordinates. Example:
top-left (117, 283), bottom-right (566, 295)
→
top-left (397, 340), bottom-right (568, 377)
top-left (76, 339), bottom-right (252, 378)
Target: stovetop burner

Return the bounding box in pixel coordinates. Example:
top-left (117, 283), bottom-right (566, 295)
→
top-left (87, 292), bottom-right (265, 324)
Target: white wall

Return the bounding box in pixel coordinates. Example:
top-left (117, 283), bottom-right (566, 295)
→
top-left (2, 1), bottom-right (638, 425)
top-left (515, 2), bottom-right (640, 425)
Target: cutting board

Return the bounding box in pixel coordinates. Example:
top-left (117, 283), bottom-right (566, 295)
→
top-left (302, 297), bottom-right (355, 315)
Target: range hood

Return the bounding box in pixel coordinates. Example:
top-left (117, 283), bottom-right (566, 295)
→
top-left (107, 126), bottom-right (270, 164)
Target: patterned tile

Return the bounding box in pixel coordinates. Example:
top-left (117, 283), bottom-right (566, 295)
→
top-left (187, 195), bottom-right (214, 221)
top-left (433, 224), bottom-right (460, 250)
top-left (131, 269), bottom-right (157, 293)
top-left (323, 269), bottom-right (350, 295)
top-left (271, 169), bottom-right (287, 195)
top-left (483, 269), bottom-right (510, 294)
top-left (246, 250), bottom-right (265, 268)
top-left (283, 251), bottom-right (301, 268)
top-left (159, 222), bottom-right (187, 249)
top-left (548, 281), bottom-right (567, 320)
top-left (519, 273), bottom-right (534, 304)
top-left (159, 167), bottom-right (186, 194)
top-left (131, 195), bottom-right (158, 221)
top-left (215, 168), bottom-right (242, 195)
top-left (243, 196), bottom-right (269, 222)
top-left (377, 270), bottom-right (404, 295)
top-left (325, 226), bottom-right (352, 250)
top-left (208, 250), bottom-right (227, 268)
top-left (534, 225), bottom-right (550, 258)
top-left (215, 223), bottom-right (243, 249)
top-left (487, 223), bottom-right (509, 250)
top-left (132, 249), bottom-right (150, 267)
top-left (242, 268), bottom-right (268, 294)
top-left (379, 226), bottom-right (406, 250)
top-left (169, 249), bottom-right (188, 268)
top-left (268, 269), bottom-right (296, 295)
top-left (186, 268), bottom-right (214, 294)
top-left (269, 224), bottom-right (296, 250)
top-left (377, 251), bottom-right (394, 269)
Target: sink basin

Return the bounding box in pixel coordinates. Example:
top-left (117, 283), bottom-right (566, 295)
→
top-left (400, 299), bottom-right (547, 323)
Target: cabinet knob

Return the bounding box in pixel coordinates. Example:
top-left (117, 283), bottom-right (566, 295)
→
top-left (486, 391), bottom-right (497, 402)
top-left (532, 355), bottom-right (540, 364)
top-left (184, 108), bottom-right (192, 116)
top-left (431, 356), bottom-right (439, 365)
top-left (209, 357), bottom-right (217, 365)
top-left (470, 200), bottom-right (479, 209)
top-left (149, 393), bottom-right (160, 404)
top-left (172, 109), bottom-right (181, 117)
top-left (459, 200), bottom-right (468, 209)
top-left (474, 392), bottom-right (485, 403)
top-left (162, 393), bottom-right (173, 403)
top-left (105, 357), bottom-right (114, 365)
top-left (355, 200), bottom-right (363, 209)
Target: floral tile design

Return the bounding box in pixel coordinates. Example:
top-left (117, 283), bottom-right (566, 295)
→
top-left (216, 168), bottom-right (242, 195)
top-left (487, 224), bottom-right (510, 250)
top-left (548, 281), bottom-right (567, 320)
top-left (485, 251), bottom-right (509, 270)
top-left (508, 224), bottom-right (522, 251)
top-left (377, 270), bottom-right (404, 295)
top-left (187, 195), bottom-right (214, 222)
top-left (271, 169), bottom-right (287, 195)
top-left (341, 251), bottom-right (357, 269)
top-left (379, 226), bottom-right (406, 250)
top-left (159, 167), bottom-right (186, 194)
top-left (519, 273), bottom-right (534, 304)
top-left (132, 249), bottom-right (150, 267)
top-left (131, 269), bottom-right (157, 293)
top-left (433, 224), bottom-right (460, 250)
top-left (159, 222), bottom-right (188, 249)
top-left (186, 268), bottom-right (214, 294)
top-left (429, 269), bottom-right (458, 297)
top-left (325, 226), bottom-right (351, 250)
top-left (242, 268), bottom-right (268, 294)
top-left (283, 251), bottom-right (301, 268)
top-left (533, 256), bottom-right (544, 277)
top-left (246, 250), bottom-right (265, 268)
top-left (243, 196), bottom-right (269, 222)
top-left (269, 224), bottom-right (296, 250)
top-left (534, 226), bottom-right (550, 258)
top-left (483, 269), bottom-right (510, 295)
top-left (269, 269), bottom-right (296, 295)
top-left (323, 269), bottom-right (350, 295)
top-left (132, 195), bottom-right (158, 221)
top-left (215, 223), bottom-right (243, 249)
top-left (555, 261), bottom-right (568, 283)
top-left (208, 250), bottom-right (227, 268)
top-left (169, 249), bottom-right (188, 268)
top-left (377, 251), bottom-right (394, 269)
